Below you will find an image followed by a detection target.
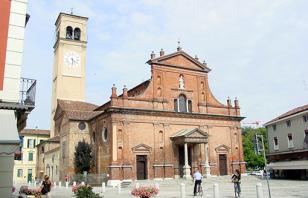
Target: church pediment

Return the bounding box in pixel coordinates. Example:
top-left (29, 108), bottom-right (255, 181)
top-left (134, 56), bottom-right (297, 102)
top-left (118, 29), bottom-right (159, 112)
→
top-left (131, 143), bottom-right (152, 153)
top-left (186, 130), bottom-right (208, 138)
top-left (215, 144), bottom-right (230, 153)
top-left (147, 50), bottom-right (211, 72)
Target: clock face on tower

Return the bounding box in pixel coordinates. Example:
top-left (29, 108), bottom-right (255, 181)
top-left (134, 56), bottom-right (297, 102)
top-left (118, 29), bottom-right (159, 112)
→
top-left (64, 51), bottom-right (81, 68)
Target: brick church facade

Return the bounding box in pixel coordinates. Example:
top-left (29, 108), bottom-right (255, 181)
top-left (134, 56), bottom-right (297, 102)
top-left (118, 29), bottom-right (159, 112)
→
top-left (54, 47), bottom-right (245, 181)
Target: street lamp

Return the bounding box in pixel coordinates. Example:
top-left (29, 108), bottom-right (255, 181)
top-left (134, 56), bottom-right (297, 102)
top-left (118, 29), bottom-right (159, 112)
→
top-left (255, 134), bottom-right (271, 198)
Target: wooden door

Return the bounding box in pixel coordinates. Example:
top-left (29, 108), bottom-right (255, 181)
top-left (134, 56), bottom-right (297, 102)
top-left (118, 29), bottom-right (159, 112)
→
top-left (219, 154), bottom-right (228, 175)
top-left (136, 155), bottom-right (147, 180)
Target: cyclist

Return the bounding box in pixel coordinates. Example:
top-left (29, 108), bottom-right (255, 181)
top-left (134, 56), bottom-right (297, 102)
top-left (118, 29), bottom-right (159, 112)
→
top-left (193, 168), bottom-right (203, 196)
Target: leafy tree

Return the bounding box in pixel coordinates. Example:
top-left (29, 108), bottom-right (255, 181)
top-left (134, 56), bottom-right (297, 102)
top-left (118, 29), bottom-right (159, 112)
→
top-left (74, 140), bottom-right (94, 173)
top-left (242, 127), bottom-right (268, 170)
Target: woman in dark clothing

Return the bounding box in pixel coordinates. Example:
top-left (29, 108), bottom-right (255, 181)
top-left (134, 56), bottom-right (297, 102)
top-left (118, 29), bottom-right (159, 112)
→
top-left (231, 169), bottom-right (241, 198)
top-left (41, 175), bottom-right (51, 195)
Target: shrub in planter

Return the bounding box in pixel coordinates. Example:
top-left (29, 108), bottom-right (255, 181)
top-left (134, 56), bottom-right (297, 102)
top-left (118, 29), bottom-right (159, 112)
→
top-left (72, 184), bottom-right (102, 198)
top-left (19, 185), bottom-right (42, 197)
top-left (131, 186), bottom-right (159, 198)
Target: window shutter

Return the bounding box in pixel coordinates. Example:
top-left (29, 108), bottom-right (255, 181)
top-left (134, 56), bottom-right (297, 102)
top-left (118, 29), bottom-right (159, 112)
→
top-left (27, 139), bottom-right (30, 148)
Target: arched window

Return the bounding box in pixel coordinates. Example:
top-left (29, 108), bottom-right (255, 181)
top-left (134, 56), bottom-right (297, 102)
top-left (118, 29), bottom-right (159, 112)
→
top-left (179, 94), bottom-right (187, 112)
top-left (74, 28), bottom-right (81, 40)
top-left (66, 26), bottom-right (73, 39)
top-left (174, 94), bottom-right (192, 113)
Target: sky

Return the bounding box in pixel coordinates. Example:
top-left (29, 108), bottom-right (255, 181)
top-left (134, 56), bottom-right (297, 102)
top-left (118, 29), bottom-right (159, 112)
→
top-left (22, 0), bottom-right (308, 129)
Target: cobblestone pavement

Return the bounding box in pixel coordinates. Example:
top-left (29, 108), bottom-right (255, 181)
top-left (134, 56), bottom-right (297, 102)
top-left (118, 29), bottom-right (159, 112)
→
top-left (13, 176), bottom-right (308, 198)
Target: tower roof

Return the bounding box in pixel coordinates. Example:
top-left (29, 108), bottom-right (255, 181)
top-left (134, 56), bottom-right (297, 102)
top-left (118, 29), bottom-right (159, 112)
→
top-left (55, 12), bottom-right (88, 26)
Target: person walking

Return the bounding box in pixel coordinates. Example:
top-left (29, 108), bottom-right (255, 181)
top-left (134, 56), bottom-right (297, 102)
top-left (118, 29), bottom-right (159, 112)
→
top-left (193, 168), bottom-right (203, 196)
top-left (41, 175), bottom-right (51, 196)
top-left (231, 169), bottom-right (241, 198)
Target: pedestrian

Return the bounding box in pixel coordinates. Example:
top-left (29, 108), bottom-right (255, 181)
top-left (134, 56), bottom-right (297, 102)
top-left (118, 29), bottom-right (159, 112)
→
top-left (193, 168), bottom-right (203, 196)
top-left (231, 169), bottom-right (241, 198)
top-left (41, 175), bottom-right (51, 196)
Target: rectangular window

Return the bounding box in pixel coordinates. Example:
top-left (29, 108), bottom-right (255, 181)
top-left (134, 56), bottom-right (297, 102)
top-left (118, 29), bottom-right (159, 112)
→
top-left (273, 124), bottom-right (276, 131)
top-left (287, 133), bottom-right (294, 148)
top-left (188, 100), bottom-right (192, 113)
top-left (304, 130), bottom-right (308, 148)
top-left (28, 152), bottom-right (33, 161)
top-left (286, 120), bottom-right (291, 128)
top-left (273, 137), bottom-right (279, 150)
top-left (303, 115), bottom-right (308, 122)
top-left (27, 139), bottom-right (35, 148)
top-left (174, 99), bottom-right (178, 112)
top-left (17, 169), bottom-right (23, 177)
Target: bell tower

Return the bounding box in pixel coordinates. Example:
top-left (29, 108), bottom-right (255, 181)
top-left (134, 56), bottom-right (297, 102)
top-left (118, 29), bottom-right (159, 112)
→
top-left (50, 13), bottom-right (88, 137)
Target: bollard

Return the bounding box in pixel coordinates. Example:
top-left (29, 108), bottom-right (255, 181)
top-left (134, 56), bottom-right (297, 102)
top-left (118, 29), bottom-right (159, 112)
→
top-left (135, 182), bottom-right (140, 189)
top-left (256, 183), bottom-right (264, 198)
top-left (155, 183), bottom-right (160, 196)
top-left (73, 181), bottom-right (76, 187)
top-left (65, 182), bottom-right (69, 188)
top-left (54, 181), bottom-right (57, 188)
top-left (102, 182), bottom-right (106, 193)
top-left (117, 183), bottom-right (121, 194)
top-left (213, 183), bottom-right (219, 198)
top-left (59, 181), bottom-right (62, 188)
top-left (180, 183), bottom-right (185, 198)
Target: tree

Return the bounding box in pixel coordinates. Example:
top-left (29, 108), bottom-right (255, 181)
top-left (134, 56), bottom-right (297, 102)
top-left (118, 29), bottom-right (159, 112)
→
top-left (242, 127), bottom-right (268, 170)
top-left (74, 140), bottom-right (94, 173)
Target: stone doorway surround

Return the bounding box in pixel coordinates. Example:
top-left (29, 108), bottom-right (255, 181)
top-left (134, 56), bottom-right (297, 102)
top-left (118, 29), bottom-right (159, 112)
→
top-left (170, 128), bottom-right (209, 179)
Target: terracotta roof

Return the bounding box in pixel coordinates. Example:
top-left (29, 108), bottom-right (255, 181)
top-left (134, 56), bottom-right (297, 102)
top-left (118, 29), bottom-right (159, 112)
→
top-left (39, 136), bottom-right (60, 144)
top-left (265, 104), bottom-right (308, 125)
top-left (58, 99), bottom-right (98, 111)
top-left (66, 110), bottom-right (102, 121)
top-left (20, 129), bottom-right (50, 136)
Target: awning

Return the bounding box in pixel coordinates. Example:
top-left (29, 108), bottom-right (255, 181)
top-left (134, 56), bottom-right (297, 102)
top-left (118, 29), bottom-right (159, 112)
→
top-left (0, 109), bottom-right (19, 144)
top-left (268, 160), bottom-right (308, 170)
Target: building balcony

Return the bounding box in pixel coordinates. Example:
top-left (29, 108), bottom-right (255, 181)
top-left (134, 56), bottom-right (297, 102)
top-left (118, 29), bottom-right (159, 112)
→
top-left (20, 77), bottom-right (36, 107)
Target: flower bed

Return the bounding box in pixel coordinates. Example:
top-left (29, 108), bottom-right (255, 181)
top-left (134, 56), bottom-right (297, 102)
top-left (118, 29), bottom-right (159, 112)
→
top-left (72, 184), bottom-right (102, 198)
top-left (131, 186), bottom-right (159, 198)
top-left (19, 185), bottom-right (42, 198)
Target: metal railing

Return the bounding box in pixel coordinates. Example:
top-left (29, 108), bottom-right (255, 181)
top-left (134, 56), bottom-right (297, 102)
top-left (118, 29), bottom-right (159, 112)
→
top-left (20, 77), bottom-right (36, 106)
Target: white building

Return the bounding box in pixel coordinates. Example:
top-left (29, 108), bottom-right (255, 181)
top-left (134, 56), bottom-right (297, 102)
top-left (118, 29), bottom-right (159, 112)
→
top-left (0, 0), bottom-right (36, 196)
top-left (265, 104), bottom-right (308, 179)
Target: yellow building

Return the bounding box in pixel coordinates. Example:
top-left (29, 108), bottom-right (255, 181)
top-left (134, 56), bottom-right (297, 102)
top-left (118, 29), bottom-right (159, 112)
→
top-left (13, 129), bottom-right (50, 184)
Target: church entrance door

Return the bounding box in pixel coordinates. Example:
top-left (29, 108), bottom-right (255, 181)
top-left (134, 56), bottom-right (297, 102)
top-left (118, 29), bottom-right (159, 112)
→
top-left (219, 154), bottom-right (228, 175)
top-left (178, 145), bottom-right (192, 178)
top-left (136, 155), bottom-right (147, 180)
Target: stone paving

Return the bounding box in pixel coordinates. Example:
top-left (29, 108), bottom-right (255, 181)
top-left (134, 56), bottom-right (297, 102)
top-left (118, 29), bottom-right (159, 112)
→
top-left (13, 176), bottom-right (308, 198)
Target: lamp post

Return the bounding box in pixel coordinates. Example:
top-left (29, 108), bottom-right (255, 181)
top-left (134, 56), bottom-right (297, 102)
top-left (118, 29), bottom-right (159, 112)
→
top-left (255, 134), bottom-right (271, 198)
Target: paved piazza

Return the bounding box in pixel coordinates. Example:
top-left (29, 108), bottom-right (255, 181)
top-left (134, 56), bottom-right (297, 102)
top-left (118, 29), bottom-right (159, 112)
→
top-left (13, 176), bottom-right (308, 198)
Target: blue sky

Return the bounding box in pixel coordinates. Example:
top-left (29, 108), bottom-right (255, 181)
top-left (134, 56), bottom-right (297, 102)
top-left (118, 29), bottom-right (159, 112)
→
top-left (22, 0), bottom-right (308, 129)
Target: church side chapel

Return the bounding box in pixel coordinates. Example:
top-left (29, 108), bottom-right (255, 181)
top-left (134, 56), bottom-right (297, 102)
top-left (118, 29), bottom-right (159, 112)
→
top-left (44, 12), bottom-right (245, 183)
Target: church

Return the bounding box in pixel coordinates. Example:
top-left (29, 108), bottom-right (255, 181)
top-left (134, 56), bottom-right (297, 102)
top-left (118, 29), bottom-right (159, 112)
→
top-left (38, 12), bottom-right (245, 184)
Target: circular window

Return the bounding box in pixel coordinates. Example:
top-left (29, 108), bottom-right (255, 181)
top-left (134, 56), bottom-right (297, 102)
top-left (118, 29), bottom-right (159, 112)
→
top-left (102, 128), bottom-right (108, 142)
top-left (78, 122), bottom-right (86, 130)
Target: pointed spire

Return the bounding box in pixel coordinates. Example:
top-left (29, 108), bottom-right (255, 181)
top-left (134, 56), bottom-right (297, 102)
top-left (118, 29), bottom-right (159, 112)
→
top-left (150, 51), bottom-right (155, 59)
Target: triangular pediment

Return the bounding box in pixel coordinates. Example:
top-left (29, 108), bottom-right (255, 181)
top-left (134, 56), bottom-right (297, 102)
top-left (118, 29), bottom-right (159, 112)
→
top-left (147, 51), bottom-right (211, 72)
top-left (186, 129), bottom-right (208, 138)
top-left (131, 143), bottom-right (152, 153)
top-left (215, 144), bottom-right (230, 153)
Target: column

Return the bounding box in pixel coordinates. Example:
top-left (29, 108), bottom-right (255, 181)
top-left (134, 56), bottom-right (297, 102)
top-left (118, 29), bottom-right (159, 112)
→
top-left (183, 143), bottom-right (191, 179)
top-left (204, 143), bottom-right (211, 177)
top-left (112, 123), bottom-right (117, 162)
